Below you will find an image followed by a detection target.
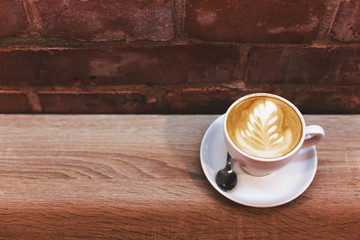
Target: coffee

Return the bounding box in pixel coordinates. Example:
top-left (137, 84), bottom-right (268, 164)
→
top-left (226, 94), bottom-right (302, 159)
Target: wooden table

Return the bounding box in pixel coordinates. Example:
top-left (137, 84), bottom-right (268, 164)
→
top-left (0, 115), bottom-right (359, 239)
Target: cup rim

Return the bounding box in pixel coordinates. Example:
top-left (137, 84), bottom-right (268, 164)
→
top-left (224, 93), bottom-right (306, 162)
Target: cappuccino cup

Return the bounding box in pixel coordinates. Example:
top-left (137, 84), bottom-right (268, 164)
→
top-left (224, 93), bottom-right (325, 176)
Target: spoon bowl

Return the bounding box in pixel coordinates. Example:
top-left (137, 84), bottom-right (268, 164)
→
top-left (216, 153), bottom-right (237, 191)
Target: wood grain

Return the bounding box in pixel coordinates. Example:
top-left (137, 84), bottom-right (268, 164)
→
top-left (0, 115), bottom-right (359, 239)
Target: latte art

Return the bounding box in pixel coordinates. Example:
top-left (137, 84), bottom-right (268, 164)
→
top-left (226, 95), bottom-right (302, 159)
top-left (240, 100), bottom-right (286, 150)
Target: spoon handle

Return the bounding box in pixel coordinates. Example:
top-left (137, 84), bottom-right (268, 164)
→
top-left (226, 154), bottom-right (233, 171)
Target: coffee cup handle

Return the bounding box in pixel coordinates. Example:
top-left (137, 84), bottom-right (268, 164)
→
top-left (301, 125), bottom-right (325, 149)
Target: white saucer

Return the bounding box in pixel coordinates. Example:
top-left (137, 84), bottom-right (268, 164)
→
top-left (200, 115), bottom-right (318, 208)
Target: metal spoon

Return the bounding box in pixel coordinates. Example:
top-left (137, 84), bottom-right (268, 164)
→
top-left (216, 153), bottom-right (237, 191)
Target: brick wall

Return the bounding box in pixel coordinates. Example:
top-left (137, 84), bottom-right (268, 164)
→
top-left (0, 0), bottom-right (359, 114)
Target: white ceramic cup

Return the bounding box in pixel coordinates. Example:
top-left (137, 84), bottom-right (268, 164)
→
top-left (223, 93), bottom-right (325, 176)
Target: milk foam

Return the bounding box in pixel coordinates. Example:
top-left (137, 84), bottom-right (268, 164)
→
top-left (227, 96), bottom-right (302, 159)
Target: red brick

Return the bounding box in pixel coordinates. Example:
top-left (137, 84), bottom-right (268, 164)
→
top-left (246, 46), bottom-right (360, 85)
top-left (164, 86), bottom-right (360, 114)
top-left (0, 0), bottom-right (28, 37)
top-left (290, 87), bottom-right (360, 114)
top-left (0, 91), bottom-right (31, 113)
top-left (330, 0), bottom-right (360, 42)
top-left (184, 0), bottom-right (326, 43)
top-left (36, 0), bottom-right (174, 41)
top-left (0, 44), bottom-right (236, 86)
top-left (163, 87), bottom-right (283, 114)
top-left (38, 90), bottom-right (157, 113)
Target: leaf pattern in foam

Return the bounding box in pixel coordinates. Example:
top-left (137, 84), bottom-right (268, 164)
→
top-left (240, 100), bottom-right (284, 150)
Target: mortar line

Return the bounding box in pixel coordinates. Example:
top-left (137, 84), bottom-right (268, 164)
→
top-left (172, 0), bottom-right (186, 40)
top-left (25, 90), bottom-right (42, 112)
top-left (22, 0), bottom-right (31, 25)
top-left (314, 0), bottom-right (341, 44)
